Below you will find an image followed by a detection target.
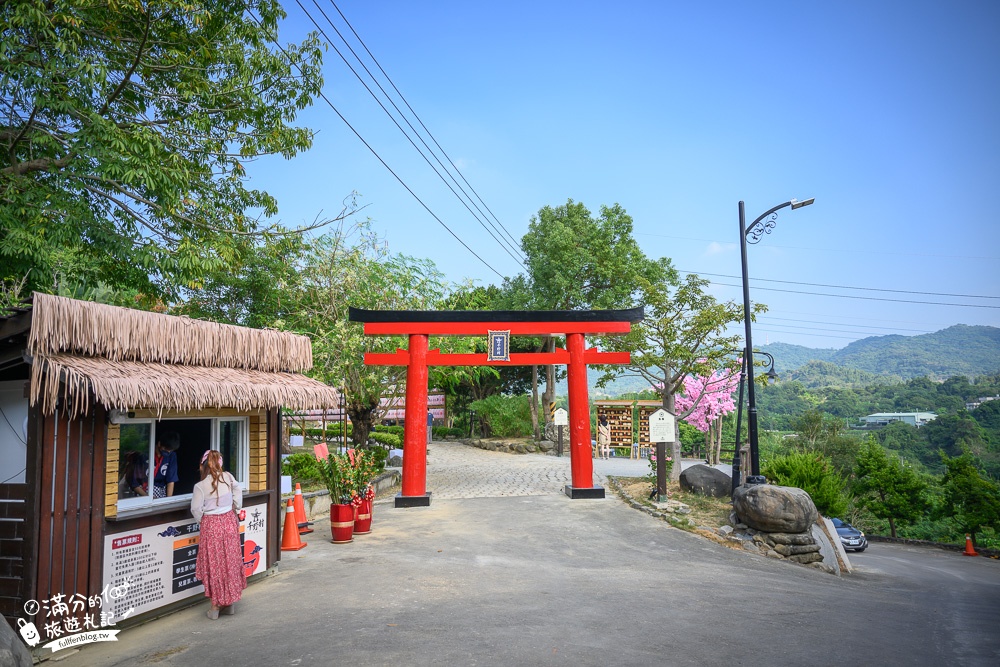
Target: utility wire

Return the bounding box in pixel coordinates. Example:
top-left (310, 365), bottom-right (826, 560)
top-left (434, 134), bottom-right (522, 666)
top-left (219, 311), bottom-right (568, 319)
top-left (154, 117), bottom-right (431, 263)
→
top-left (704, 281), bottom-right (1000, 309)
top-left (681, 270), bottom-right (999, 300)
top-left (757, 315), bottom-right (933, 334)
top-left (779, 309), bottom-right (956, 327)
top-left (327, 0), bottom-right (524, 253)
top-left (755, 322), bottom-right (917, 337)
top-left (755, 329), bottom-right (875, 342)
top-left (300, 0), bottom-right (525, 266)
top-left (247, 11), bottom-right (506, 279)
top-left (638, 232), bottom-right (1000, 261)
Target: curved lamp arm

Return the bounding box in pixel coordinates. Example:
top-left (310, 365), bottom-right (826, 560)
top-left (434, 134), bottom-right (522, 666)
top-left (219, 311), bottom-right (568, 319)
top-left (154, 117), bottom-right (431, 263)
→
top-left (745, 198), bottom-right (815, 244)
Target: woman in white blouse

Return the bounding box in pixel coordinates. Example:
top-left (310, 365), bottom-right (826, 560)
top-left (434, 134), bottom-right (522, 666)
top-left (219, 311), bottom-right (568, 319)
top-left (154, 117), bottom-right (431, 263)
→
top-left (191, 450), bottom-right (247, 619)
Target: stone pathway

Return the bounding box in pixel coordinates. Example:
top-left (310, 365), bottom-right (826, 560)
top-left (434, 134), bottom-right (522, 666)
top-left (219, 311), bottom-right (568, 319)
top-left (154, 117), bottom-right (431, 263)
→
top-left (418, 440), bottom-right (655, 499)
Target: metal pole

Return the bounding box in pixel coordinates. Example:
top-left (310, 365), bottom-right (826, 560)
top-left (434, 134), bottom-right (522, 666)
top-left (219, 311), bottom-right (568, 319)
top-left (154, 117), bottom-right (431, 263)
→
top-left (739, 201), bottom-right (764, 482)
top-left (731, 353), bottom-right (747, 495)
top-left (656, 441), bottom-right (667, 502)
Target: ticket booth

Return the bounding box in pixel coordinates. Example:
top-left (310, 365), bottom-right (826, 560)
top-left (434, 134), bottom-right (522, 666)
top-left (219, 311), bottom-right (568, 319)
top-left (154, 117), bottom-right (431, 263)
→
top-left (0, 293), bottom-right (339, 644)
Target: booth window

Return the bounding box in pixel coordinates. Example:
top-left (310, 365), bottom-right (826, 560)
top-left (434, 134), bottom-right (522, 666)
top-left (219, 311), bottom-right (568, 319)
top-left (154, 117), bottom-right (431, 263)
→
top-left (116, 417), bottom-right (249, 511)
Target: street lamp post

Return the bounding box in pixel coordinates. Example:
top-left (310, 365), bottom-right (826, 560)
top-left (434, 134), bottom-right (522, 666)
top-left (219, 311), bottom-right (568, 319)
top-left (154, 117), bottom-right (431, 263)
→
top-left (340, 388), bottom-right (347, 452)
top-left (739, 198), bottom-right (814, 483)
top-left (731, 350), bottom-right (778, 493)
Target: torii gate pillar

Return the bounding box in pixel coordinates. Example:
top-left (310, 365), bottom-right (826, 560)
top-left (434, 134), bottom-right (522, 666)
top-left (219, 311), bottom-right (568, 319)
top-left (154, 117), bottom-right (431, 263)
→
top-left (565, 332), bottom-right (602, 498)
top-left (401, 333), bottom-right (430, 504)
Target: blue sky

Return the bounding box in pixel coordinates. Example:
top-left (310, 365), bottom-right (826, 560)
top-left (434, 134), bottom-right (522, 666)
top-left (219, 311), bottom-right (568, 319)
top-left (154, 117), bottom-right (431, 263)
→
top-left (250, 1), bottom-right (1000, 350)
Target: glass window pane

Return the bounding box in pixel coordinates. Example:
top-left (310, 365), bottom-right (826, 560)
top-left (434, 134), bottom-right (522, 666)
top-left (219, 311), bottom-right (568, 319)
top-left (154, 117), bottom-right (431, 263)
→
top-left (118, 423), bottom-right (151, 501)
top-left (154, 419), bottom-right (210, 498)
top-left (219, 419), bottom-right (244, 484)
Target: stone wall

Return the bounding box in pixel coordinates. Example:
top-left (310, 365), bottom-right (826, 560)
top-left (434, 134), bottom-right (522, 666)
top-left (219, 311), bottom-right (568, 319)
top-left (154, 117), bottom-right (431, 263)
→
top-left (460, 438), bottom-right (559, 456)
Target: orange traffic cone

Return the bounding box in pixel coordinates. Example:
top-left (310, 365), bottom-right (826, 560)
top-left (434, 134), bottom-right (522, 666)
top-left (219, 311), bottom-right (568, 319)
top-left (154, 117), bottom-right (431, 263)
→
top-left (293, 483), bottom-right (314, 534)
top-left (963, 534), bottom-right (978, 557)
top-left (280, 499), bottom-right (307, 551)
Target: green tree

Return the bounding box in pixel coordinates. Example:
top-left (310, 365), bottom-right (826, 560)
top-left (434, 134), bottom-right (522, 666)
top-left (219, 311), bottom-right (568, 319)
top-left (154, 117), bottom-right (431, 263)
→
top-left (517, 199), bottom-right (661, 433)
top-left (922, 414), bottom-right (987, 462)
top-left (600, 270), bottom-right (756, 479)
top-left (875, 421), bottom-right (925, 463)
top-left (283, 222), bottom-right (448, 447)
top-left (1, 0), bottom-right (338, 299)
top-left (761, 451), bottom-right (848, 518)
top-left (177, 232), bottom-right (309, 328)
top-left (940, 452), bottom-right (1000, 546)
top-left (853, 439), bottom-right (928, 538)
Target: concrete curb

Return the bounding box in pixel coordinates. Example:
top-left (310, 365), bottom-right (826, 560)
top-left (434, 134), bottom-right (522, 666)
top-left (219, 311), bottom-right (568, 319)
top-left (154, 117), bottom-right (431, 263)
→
top-left (868, 534), bottom-right (1000, 559)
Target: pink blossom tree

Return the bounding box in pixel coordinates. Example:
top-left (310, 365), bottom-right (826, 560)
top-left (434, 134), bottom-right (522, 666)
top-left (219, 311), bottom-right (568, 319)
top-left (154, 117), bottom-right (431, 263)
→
top-left (673, 367), bottom-right (740, 464)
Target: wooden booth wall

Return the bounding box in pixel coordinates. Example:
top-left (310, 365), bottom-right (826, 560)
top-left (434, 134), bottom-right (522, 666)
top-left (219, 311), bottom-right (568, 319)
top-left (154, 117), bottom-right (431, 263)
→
top-left (33, 406), bottom-right (107, 625)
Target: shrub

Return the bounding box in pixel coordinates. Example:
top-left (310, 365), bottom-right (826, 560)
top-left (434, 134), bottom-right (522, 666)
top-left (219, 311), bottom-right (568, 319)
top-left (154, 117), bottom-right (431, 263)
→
top-left (282, 452), bottom-right (323, 483)
top-left (374, 424), bottom-right (404, 436)
top-left (291, 424), bottom-right (352, 440)
top-left (762, 451), bottom-right (848, 517)
top-left (647, 452), bottom-right (673, 486)
top-left (432, 426), bottom-right (465, 439)
top-left (469, 394), bottom-right (533, 438)
top-left (369, 431), bottom-right (402, 448)
top-left (366, 445), bottom-right (388, 474)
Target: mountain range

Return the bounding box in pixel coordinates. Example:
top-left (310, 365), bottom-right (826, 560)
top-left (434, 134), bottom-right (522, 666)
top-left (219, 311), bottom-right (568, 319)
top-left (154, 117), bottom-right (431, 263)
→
top-left (576, 324), bottom-right (1000, 396)
top-left (761, 324), bottom-right (1000, 385)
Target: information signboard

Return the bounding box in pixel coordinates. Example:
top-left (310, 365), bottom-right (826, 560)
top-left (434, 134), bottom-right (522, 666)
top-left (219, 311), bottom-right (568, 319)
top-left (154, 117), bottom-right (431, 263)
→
top-left (102, 503), bottom-right (267, 619)
top-left (553, 408), bottom-right (569, 426)
top-left (648, 409), bottom-right (676, 443)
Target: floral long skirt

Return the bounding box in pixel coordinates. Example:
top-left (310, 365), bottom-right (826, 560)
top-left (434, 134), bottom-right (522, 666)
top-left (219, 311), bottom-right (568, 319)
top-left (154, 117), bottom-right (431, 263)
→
top-left (195, 512), bottom-right (247, 607)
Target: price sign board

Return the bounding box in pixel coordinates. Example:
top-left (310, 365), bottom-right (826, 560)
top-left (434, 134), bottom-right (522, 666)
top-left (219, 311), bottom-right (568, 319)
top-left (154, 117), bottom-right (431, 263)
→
top-left (553, 408), bottom-right (568, 426)
top-left (648, 409), bottom-right (675, 443)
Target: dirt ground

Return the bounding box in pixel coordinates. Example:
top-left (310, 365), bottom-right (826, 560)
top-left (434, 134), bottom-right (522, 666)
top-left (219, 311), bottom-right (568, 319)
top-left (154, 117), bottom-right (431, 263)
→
top-left (615, 476), bottom-right (733, 530)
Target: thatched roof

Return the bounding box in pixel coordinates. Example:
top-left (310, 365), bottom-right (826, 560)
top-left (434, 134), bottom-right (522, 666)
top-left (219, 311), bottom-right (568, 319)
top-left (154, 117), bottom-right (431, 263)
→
top-left (26, 293), bottom-right (340, 417)
top-left (28, 292), bottom-right (312, 371)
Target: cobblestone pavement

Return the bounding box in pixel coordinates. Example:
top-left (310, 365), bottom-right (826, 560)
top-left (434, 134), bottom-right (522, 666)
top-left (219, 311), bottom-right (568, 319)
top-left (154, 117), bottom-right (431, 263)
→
top-left (422, 440), bottom-right (654, 499)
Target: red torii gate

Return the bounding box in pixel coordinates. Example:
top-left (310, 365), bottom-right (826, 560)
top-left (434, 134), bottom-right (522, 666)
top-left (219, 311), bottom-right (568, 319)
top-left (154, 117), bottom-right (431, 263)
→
top-left (349, 307), bottom-right (643, 507)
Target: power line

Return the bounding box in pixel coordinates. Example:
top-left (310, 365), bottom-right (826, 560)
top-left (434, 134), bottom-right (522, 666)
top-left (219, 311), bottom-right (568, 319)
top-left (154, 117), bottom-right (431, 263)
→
top-left (638, 232), bottom-right (1000, 261)
top-left (682, 270), bottom-right (999, 300)
top-left (299, 0), bottom-right (525, 267)
top-left (778, 309), bottom-right (958, 327)
top-left (756, 322), bottom-right (915, 337)
top-left (758, 330), bottom-right (869, 342)
top-left (327, 0), bottom-right (524, 254)
top-left (704, 281), bottom-right (1000, 309)
top-left (246, 12), bottom-right (506, 279)
top-left (757, 315), bottom-right (933, 334)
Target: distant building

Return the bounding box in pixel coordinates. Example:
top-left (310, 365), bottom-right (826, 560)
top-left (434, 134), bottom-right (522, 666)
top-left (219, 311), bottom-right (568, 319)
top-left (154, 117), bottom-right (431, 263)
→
top-left (860, 412), bottom-right (937, 428)
top-left (966, 395), bottom-right (1000, 411)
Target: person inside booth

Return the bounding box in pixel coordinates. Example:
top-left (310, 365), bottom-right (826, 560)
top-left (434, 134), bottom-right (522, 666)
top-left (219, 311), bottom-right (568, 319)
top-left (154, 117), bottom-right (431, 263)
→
top-left (153, 432), bottom-right (181, 498)
top-left (118, 451), bottom-right (148, 498)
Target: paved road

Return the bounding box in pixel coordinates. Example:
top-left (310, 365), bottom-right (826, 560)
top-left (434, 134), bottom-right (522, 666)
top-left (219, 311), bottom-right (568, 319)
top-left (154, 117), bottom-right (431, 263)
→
top-left (51, 442), bottom-right (1000, 667)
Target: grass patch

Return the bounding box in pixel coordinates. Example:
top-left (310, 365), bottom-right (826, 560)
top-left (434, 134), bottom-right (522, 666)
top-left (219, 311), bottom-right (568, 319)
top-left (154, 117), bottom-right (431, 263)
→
top-left (615, 476), bottom-right (732, 529)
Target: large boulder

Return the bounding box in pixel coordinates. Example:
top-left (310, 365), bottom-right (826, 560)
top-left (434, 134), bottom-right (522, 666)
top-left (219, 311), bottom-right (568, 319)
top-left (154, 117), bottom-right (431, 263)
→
top-left (679, 464), bottom-right (732, 498)
top-left (1, 617), bottom-right (34, 667)
top-left (732, 484), bottom-right (818, 533)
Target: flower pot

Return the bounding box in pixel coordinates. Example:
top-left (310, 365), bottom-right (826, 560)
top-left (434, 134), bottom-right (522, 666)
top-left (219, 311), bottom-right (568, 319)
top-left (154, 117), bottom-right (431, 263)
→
top-left (330, 503), bottom-right (355, 544)
top-left (354, 498), bottom-right (373, 534)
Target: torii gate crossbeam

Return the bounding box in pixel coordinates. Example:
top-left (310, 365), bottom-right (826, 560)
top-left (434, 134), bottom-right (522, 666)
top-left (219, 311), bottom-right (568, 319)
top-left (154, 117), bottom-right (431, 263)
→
top-left (349, 307), bottom-right (643, 507)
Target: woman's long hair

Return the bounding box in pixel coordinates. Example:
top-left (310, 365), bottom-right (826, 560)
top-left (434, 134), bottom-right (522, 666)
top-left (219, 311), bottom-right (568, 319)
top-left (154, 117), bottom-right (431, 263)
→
top-left (201, 451), bottom-right (229, 496)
